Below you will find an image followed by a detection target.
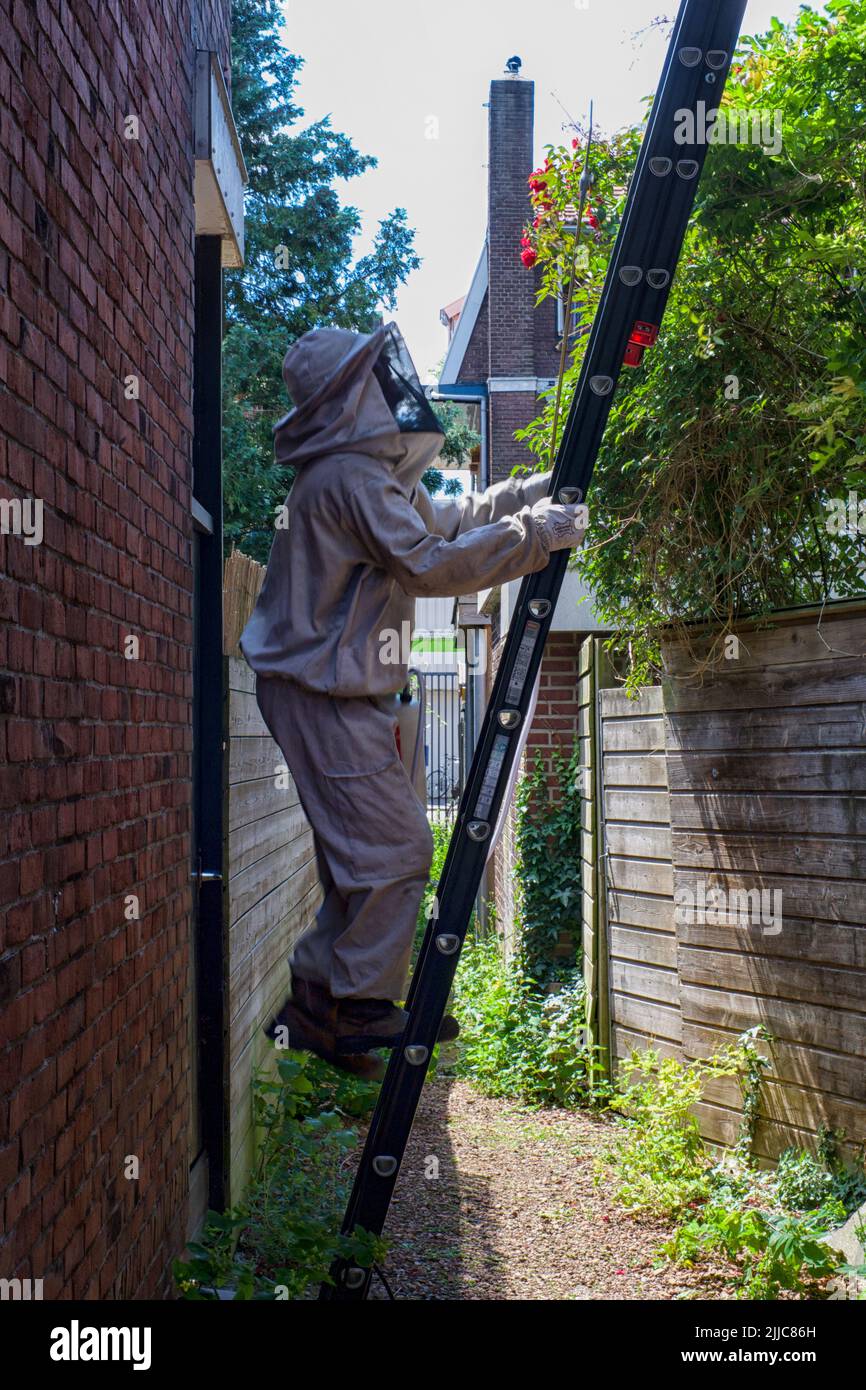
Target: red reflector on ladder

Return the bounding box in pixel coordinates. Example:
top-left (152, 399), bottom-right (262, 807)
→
top-left (623, 320), bottom-right (660, 366)
top-left (630, 320), bottom-right (660, 346)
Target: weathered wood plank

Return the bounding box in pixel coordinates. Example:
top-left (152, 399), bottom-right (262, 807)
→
top-left (611, 959), bottom-right (679, 1006)
top-left (671, 829), bottom-right (866, 882)
top-left (602, 754), bottom-right (668, 787)
top-left (673, 866), bottom-right (866, 927)
top-left (229, 859), bottom-right (320, 968)
top-left (228, 838), bottom-right (316, 928)
top-left (701, 1073), bottom-right (866, 1141)
top-left (667, 750), bottom-right (866, 794)
top-left (669, 792), bottom-right (866, 837)
top-left (609, 925), bottom-right (678, 969)
top-left (602, 718), bottom-right (666, 753)
top-left (228, 804), bottom-right (311, 880)
top-left (229, 688), bottom-right (275, 739)
top-left (677, 915), bottom-right (866, 970)
top-left (608, 856), bottom-right (674, 896)
top-left (662, 613), bottom-right (866, 676)
top-left (610, 992), bottom-right (683, 1044)
top-left (229, 734), bottom-right (298, 787)
top-left (611, 1025), bottom-right (683, 1064)
top-left (679, 945), bottom-right (866, 1015)
top-left (662, 658), bottom-right (866, 713)
top-left (229, 775), bottom-right (298, 833)
top-left (605, 789), bottom-right (671, 824)
top-left (606, 890), bottom-right (676, 933)
top-left (664, 703), bottom-right (866, 753)
top-left (683, 1022), bottom-right (866, 1104)
top-left (680, 984), bottom-right (865, 1055)
top-left (601, 686), bottom-right (663, 717)
top-left (227, 656), bottom-right (257, 694)
top-left (606, 822), bottom-right (672, 860)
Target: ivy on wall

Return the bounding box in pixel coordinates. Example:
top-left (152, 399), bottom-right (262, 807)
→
top-left (512, 744), bottom-right (582, 988)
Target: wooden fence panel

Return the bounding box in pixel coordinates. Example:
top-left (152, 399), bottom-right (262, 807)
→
top-left (225, 657), bottom-right (319, 1204)
top-left (662, 602), bottom-right (866, 1159)
top-left (600, 683), bottom-right (683, 1065)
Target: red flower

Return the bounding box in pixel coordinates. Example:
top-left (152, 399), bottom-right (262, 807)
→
top-left (521, 246), bottom-right (538, 268)
top-left (572, 137), bottom-right (581, 150)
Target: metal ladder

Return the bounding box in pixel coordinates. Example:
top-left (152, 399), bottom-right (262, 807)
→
top-left (322, 0), bottom-right (749, 1301)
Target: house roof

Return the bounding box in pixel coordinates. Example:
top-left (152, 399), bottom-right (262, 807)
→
top-left (439, 295), bottom-right (466, 327)
top-left (439, 244), bottom-right (488, 387)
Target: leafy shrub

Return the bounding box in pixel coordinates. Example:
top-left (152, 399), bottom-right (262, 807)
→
top-left (665, 1202), bottom-right (841, 1300)
top-left (606, 1039), bottom-right (856, 1298)
top-left (452, 935), bottom-right (596, 1108)
top-left (516, 2), bottom-right (866, 688)
top-left (513, 745), bottom-right (582, 987)
top-left (775, 1147), bottom-right (836, 1212)
top-left (175, 1053), bottom-right (384, 1299)
top-left (604, 1047), bottom-right (750, 1217)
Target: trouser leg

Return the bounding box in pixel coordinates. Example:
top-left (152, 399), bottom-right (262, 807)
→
top-left (255, 676), bottom-right (434, 1001)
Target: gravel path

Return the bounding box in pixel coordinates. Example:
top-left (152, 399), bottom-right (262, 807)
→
top-left (366, 1077), bottom-right (728, 1301)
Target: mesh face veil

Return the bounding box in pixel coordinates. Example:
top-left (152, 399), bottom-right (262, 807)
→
top-left (372, 325), bottom-right (444, 436)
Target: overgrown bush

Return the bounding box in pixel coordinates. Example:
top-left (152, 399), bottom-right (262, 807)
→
top-left (602, 1035), bottom-right (864, 1299)
top-left (513, 745), bottom-right (582, 987)
top-left (517, 1), bottom-right (866, 688)
top-left (451, 934), bottom-right (595, 1108)
top-left (175, 1053), bottom-right (383, 1299)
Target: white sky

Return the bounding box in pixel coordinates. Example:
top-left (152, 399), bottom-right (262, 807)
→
top-left (280, 0), bottom-right (814, 381)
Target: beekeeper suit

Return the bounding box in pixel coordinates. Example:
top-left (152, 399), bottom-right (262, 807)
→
top-left (241, 323), bottom-right (584, 1071)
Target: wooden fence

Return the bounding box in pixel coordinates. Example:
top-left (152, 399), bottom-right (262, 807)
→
top-left (223, 552), bottom-right (319, 1203)
top-left (582, 600), bottom-right (866, 1160)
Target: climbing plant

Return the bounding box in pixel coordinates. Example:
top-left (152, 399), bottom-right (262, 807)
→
top-left (517, 1), bottom-right (866, 689)
top-left (512, 745), bottom-right (582, 987)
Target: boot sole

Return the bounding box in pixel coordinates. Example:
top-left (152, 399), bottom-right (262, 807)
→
top-left (336, 1016), bottom-right (461, 1056)
top-left (266, 1001), bottom-right (386, 1081)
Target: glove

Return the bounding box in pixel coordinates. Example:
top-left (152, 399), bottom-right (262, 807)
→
top-left (531, 496), bottom-right (588, 552)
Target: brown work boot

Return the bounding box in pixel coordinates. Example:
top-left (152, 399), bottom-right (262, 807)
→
top-left (335, 999), bottom-right (460, 1055)
top-left (264, 978), bottom-right (386, 1081)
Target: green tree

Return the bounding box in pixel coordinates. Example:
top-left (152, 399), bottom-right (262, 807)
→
top-left (225, 0), bottom-right (468, 561)
top-left (517, 0), bottom-right (866, 686)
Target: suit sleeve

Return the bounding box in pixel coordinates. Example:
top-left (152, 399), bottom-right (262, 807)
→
top-left (424, 470), bottom-right (551, 540)
top-left (344, 476), bottom-right (552, 599)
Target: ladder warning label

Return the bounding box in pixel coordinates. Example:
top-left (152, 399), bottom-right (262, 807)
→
top-left (473, 733), bottom-right (510, 820)
top-left (506, 620), bottom-right (540, 704)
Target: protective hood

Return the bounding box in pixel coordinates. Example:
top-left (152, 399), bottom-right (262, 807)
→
top-left (273, 323), bottom-right (444, 493)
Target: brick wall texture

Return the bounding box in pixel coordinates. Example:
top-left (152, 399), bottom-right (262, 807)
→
top-left (0, 0), bottom-right (230, 1299)
top-left (490, 632), bottom-right (582, 948)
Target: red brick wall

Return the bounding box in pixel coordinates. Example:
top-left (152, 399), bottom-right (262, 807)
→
top-left (490, 632), bottom-right (582, 944)
top-left (489, 390), bottom-right (540, 485)
top-left (525, 632), bottom-right (582, 785)
top-left (0, 0), bottom-right (229, 1299)
top-left (487, 78), bottom-right (535, 382)
top-left (456, 292), bottom-right (488, 385)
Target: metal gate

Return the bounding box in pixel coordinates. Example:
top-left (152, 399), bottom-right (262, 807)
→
top-left (423, 672), bottom-right (464, 824)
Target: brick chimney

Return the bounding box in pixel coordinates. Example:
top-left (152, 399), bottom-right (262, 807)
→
top-left (488, 75), bottom-right (536, 381)
top-left (486, 69), bottom-right (559, 482)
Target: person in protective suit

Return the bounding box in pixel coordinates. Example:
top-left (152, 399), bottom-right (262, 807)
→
top-left (240, 323), bottom-right (585, 1078)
